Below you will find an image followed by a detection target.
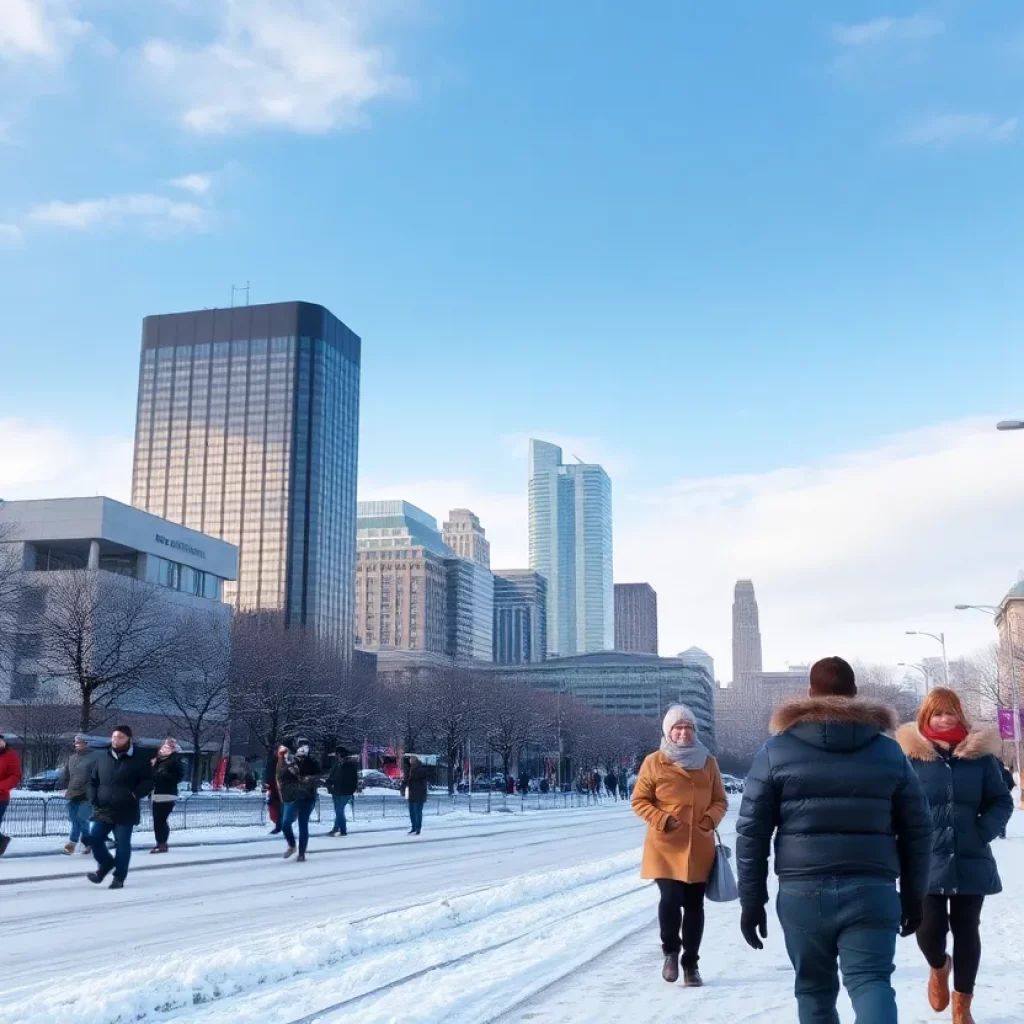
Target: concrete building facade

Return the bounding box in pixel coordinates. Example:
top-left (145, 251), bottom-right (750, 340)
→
top-left (443, 509), bottom-right (491, 568)
top-left (614, 583), bottom-right (658, 654)
top-left (732, 579), bottom-right (763, 686)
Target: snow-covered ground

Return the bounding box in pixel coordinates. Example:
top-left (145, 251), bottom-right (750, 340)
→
top-left (2, 803), bottom-right (1022, 1023)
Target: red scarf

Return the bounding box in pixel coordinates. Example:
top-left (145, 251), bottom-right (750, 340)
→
top-left (922, 724), bottom-right (969, 747)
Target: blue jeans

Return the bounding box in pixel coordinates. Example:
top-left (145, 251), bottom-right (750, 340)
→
top-left (68, 799), bottom-right (92, 844)
top-left (409, 800), bottom-right (424, 833)
top-left (331, 795), bottom-right (352, 834)
top-left (777, 878), bottom-right (899, 1024)
top-left (281, 799), bottom-right (315, 855)
top-left (89, 821), bottom-right (134, 880)
top-left (0, 799), bottom-right (7, 835)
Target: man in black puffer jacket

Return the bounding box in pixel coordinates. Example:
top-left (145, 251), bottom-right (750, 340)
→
top-left (736, 657), bottom-right (932, 1024)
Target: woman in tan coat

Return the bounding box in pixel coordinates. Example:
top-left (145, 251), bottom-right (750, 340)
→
top-left (631, 704), bottom-right (728, 987)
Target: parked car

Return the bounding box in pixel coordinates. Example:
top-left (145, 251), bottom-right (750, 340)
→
top-left (721, 774), bottom-right (745, 794)
top-left (23, 769), bottom-right (63, 792)
top-left (359, 769), bottom-right (400, 791)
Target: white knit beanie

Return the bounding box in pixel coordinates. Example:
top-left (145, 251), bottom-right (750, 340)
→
top-left (662, 704), bottom-right (696, 739)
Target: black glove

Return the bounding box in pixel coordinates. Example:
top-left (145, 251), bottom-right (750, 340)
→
top-left (899, 897), bottom-right (923, 938)
top-left (740, 905), bottom-right (768, 950)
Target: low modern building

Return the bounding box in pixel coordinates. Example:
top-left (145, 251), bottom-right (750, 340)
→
top-left (493, 570), bottom-right (547, 665)
top-left (614, 583), bottom-right (658, 654)
top-left (489, 651), bottom-right (715, 748)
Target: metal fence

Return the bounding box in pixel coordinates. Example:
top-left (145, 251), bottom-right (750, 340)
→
top-left (4, 790), bottom-right (619, 839)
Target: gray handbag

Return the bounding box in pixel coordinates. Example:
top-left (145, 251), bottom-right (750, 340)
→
top-left (706, 829), bottom-right (739, 903)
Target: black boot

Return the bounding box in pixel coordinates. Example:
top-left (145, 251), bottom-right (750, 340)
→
top-left (683, 967), bottom-right (703, 988)
top-left (662, 954), bottom-right (679, 983)
top-left (88, 866), bottom-right (111, 885)
top-left (109, 877), bottom-right (124, 890)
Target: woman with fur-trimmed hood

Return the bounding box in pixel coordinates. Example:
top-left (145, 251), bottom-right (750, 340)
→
top-left (897, 687), bottom-right (1013, 1024)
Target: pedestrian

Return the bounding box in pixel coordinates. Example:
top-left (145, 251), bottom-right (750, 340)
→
top-left (519, 769), bottom-right (530, 795)
top-left (505, 774), bottom-right (515, 796)
top-left (0, 732), bottom-right (23, 856)
top-left (59, 734), bottom-right (94, 855)
top-left (266, 746), bottom-right (285, 834)
top-left (86, 725), bottom-right (154, 889)
top-left (326, 745), bottom-right (358, 837)
top-left (401, 754), bottom-right (428, 835)
top-left (896, 687), bottom-right (1014, 1024)
top-left (631, 704), bottom-right (728, 987)
top-left (277, 738), bottom-right (320, 861)
top-left (736, 656), bottom-right (932, 1024)
top-left (150, 737), bottom-right (184, 854)
top-left (606, 771), bottom-right (619, 800)
top-left (539, 776), bottom-right (550, 794)
top-left (998, 762), bottom-right (1015, 839)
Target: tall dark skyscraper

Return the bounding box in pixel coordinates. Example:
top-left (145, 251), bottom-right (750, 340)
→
top-left (131, 301), bottom-right (360, 656)
top-left (614, 583), bottom-right (658, 654)
top-left (731, 579), bottom-right (763, 686)
top-left (493, 570), bottom-right (548, 664)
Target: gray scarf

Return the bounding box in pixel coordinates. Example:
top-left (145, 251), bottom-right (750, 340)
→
top-left (660, 735), bottom-right (710, 771)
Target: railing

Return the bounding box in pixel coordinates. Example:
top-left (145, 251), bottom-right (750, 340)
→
top-left (3, 790), bottom-right (620, 839)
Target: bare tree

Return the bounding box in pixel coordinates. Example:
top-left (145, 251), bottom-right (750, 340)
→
top-left (381, 667), bottom-right (436, 755)
top-left (0, 504), bottom-right (24, 677)
top-left (37, 571), bottom-right (178, 731)
top-left (949, 644), bottom-right (1003, 719)
top-left (10, 698), bottom-right (78, 774)
top-left (426, 666), bottom-right (481, 794)
top-left (485, 678), bottom-right (541, 781)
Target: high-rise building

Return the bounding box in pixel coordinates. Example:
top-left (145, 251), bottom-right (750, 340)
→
top-left (678, 646), bottom-right (715, 682)
top-left (443, 509), bottom-right (491, 568)
top-left (131, 301), bottom-right (360, 656)
top-left (732, 579), bottom-right (763, 687)
top-left (493, 570), bottom-right (548, 664)
top-left (355, 501), bottom-right (492, 662)
top-left (614, 583), bottom-right (658, 654)
top-left (528, 439), bottom-right (613, 657)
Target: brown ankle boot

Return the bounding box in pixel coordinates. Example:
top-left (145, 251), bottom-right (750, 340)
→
top-left (928, 956), bottom-right (951, 1011)
top-left (951, 992), bottom-right (975, 1024)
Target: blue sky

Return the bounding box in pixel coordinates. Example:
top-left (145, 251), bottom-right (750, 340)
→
top-left (3, 1), bottom-right (1024, 676)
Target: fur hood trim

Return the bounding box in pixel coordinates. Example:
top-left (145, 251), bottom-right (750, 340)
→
top-left (896, 723), bottom-right (1003, 762)
top-left (770, 697), bottom-right (898, 736)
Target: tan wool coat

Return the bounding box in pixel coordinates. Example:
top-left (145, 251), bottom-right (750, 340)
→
top-left (631, 751), bottom-right (728, 883)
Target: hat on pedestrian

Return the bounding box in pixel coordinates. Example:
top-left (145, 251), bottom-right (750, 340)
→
top-left (74, 733), bottom-right (89, 744)
top-left (662, 704), bottom-right (696, 738)
top-left (112, 724), bottom-right (133, 739)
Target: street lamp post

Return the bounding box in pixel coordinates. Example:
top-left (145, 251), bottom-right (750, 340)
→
top-left (905, 630), bottom-right (949, 688)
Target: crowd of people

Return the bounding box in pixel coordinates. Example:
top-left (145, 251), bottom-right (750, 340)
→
top-left (631, 657), bottom-right (1016, 1024)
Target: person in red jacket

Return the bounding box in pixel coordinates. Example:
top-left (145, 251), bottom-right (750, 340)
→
top-left (0, 733), bottom-right (24, 856)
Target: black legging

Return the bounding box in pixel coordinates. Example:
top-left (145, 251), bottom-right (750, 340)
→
top-left (917, 894), bottom-right (985, 995)
top-left (152, 801), bottom-right (175, 845)
top-left (656, 879), bottom-right (706, 967)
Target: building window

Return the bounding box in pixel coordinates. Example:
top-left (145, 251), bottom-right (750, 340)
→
top-left (12, 673), bottom-right (38, 700)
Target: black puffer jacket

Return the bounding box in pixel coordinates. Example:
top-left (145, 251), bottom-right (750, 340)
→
top-left (277, 754), bottom-right (321, 803)
top-left (327, 758), bottom-right (359, 797)
top-left (87, 746), bottom-right (154, 826)
top-left (151, 752), bottom-right (185, 797)
top-left (897, 724), bottom-right (1013, 896)
top-left (736, 697), bottom-right (933, 908)
top-left (401, 761), bottom-right (428, 803)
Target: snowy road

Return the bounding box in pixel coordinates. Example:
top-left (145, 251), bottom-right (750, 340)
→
top-left (3, 803), bottom-right (1023, 1023)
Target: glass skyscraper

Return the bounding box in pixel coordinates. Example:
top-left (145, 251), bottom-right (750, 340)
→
top-left (131, 301), bottom-right (360, 657)
top-left (528, 439), bottom-right (613, 656)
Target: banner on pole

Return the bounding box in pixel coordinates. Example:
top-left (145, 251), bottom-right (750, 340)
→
top-left (998, 707), bottom-right (1024, 740)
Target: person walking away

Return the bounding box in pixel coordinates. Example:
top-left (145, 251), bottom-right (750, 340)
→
top-left (737, 656), bottom-right (932, 1024)
top-left (59, 734), bottom-right (94, 854)
top-left (278, 738), bottom-right (320, 861)
top-left (519, 769), bottom-right (530, 795)
top-left (150, 738), bottom-right (184, 853)
top-left (0, 733), bottom-right (23, 856)
top-left (86, 726), bottom-right (153, 889)
top-left (631, 705), bottom-right (728, 987)
top-left (607, 771), bottom-right (619, 800)
top-left (539, 776), bottom-right (550, 794)
top-left (326, 745), bottom-right (358, 836)
top-left (897, 687), bottom-right (1013, 1024)
top-left (266, 747), bottom-right (285, 834)
top-left (997, 762), bottom-right (1015, 839)
top-left (402, 754), bottom-right (428, 835)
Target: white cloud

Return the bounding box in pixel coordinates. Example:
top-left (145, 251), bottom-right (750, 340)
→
top-left (0, 224), bottom-right (23, 245)
top-left (0, 0), bottom-right (90, 62)
top-left (903, 113), bottom-right (1019, 148)
top-left (832, 13), bottom-right (944, 48)
top-left (0, 418), bottom-right (132, 502)
top-left (364, 419), bottom-right (1024, 680)
top-left (142, 0), bottom-right (409, 134)
top-left (169, 172), bottom-right (213, 195)
top-left (29, 192), bottom-right (210, 235)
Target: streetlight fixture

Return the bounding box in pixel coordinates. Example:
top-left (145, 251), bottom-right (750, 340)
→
top-left (905, 630), bottom-right (949, 687)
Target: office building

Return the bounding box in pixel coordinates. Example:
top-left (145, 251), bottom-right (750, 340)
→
top-left (740, 666), bottom-right (811, 690)
top-left (131, 301), bottom-right (360, 656)
top-left (493, 570), bottom-right (548, 664)
top-left (732, 579), bottom-right (763, 686)
top-left (528, 439), bottom-right (613, 657)
top-left (614, 583), bottom-right (658, 654)
top-left (678, 647), bottom-right (715, 682)
top-left (443, 509), bottom-right (490, 568)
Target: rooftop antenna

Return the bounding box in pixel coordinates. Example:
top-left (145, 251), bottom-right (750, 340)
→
top-left (571, 453), bottom-right (585, 464)
top-left (230, 281), bottom-right (250, 307)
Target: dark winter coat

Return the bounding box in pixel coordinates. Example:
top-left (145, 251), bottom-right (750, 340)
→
top-left (736, 697), bottom-right (933, 909)
top-left (327, 758), bottom-right (359, 797)
top-left (60, 751), bottom-right (95, 802)
top-left (151, 752), bottom-right (185, 797)
top-left (897, 724), bottom-right (1013, 896)
top-left (277, 755), bottom-right (321, 804)
top-left (0, 746), bottom-right (22, 801)
top-left (87, 746), bottom-right (154, 826)
top-left (401, 762), bottom-right (428, 803)
top-left (1000, 763), bottom-right (1016, 794)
